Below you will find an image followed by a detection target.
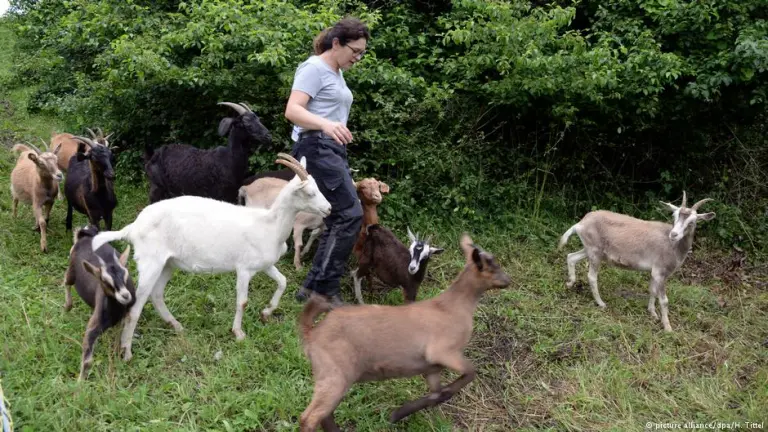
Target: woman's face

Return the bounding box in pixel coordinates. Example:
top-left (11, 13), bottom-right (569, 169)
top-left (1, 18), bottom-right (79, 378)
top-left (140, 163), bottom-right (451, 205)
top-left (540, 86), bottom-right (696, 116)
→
top-left (333, 37), bottom-right (367, 70)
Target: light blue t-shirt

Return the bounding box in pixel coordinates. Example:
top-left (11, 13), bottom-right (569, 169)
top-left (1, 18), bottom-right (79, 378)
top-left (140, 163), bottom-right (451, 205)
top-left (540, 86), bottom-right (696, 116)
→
top-left (290, 55), bottom-right (353, 142)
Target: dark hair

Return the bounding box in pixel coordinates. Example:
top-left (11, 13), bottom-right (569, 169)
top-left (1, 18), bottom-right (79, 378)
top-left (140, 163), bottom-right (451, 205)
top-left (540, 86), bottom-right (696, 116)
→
top-left (313, 17), bottom-right (370, 55)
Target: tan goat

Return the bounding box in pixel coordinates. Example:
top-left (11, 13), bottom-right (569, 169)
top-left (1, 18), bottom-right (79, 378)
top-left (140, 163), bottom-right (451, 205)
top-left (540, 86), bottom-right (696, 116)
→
top-left (297, 233), bottom-right (511, 431)
top-left (51, 127), bottom-right (113, 171)
top-left (238, 177), bottom-right (325, 270)
top-left (352, 177), bottom-right (390, 259)
top-left (558, 191), bottom-right (715, 332)
top-left (10, 141), bottom-right (64, 252)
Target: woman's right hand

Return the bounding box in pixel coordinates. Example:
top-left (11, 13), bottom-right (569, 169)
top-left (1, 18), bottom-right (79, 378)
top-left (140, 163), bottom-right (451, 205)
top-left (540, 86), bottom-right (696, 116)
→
top-left (322, 121), bottom-right (353, 146)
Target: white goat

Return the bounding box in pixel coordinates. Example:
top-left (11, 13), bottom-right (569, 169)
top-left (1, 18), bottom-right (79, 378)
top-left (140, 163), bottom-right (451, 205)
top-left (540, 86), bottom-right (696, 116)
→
top-left (238, 177), bottom-right (325, 270)
top-left (558, 192), bottom-right (715, 332)
top-left (91, 153), bottom-right (331, 361)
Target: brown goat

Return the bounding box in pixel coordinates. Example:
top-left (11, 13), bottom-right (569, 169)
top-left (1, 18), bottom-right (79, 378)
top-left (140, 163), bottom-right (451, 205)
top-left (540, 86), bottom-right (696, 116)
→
top-left (10, 142), bottom-right (63, 252)
top-left (352, 178), bottom-right (390, 259)
top-left (298, 233), bottom-right (511, 431)
top-left (52, 127), bottom-right (113, 171)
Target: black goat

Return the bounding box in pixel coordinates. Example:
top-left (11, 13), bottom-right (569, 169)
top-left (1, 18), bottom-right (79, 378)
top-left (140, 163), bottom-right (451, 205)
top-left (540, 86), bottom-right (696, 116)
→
top-left (64, 137), bottom-right (117, 231)
top-left (63, 225), bottom-right (135, 381)
top-left (352, 225), bottom-right (444, 304)
top-left (144, 102), bottom-right (272, 204)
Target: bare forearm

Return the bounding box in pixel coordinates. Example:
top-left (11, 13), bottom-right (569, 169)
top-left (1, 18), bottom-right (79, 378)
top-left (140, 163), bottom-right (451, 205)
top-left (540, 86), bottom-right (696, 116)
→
top-left (285, 103), bottom-right (330, 131)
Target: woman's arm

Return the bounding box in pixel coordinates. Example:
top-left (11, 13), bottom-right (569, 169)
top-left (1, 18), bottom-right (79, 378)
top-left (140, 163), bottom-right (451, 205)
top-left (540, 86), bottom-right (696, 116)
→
top-left (285, 90), bottom-right (353, 145)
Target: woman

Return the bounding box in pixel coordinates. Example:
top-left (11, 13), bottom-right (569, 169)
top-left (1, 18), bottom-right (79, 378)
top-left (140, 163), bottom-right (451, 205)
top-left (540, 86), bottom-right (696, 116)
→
top-left (285, 17), bottom-right (370, 306)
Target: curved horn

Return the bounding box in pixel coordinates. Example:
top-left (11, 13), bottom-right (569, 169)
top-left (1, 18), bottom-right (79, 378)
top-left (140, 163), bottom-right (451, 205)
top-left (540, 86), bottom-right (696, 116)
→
top-left (680, 191), bottom-right (687, 208)
top-left (38, 137), bottom-right (50, 152)
top-left (691, 198), bottom-right (713, 211)
top-left (86, 128), bottom-right (98, 139)
top-left (276, 153), bottom-right (308, 181)
top-left (72, 136), bottom-right (98, 149)
top-left (96, 127), bottom-right (104, 138)
top-left (277, 152), bottom-right (302, 166)
top-left (275, 159), bottom-right (308, 181)
top-left (25, 141), bottom-right (43, 154)
top-left (238, 102), bottom-right (253, 112)
top-left (217, 102), bottom-right (248, 115)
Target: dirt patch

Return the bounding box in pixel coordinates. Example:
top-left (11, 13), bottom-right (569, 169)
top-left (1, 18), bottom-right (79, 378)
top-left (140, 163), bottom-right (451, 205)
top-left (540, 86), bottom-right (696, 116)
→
top-left (440, 308), bottom-right (576, 429)
top-left (677, 246), bottom-right (760, 291)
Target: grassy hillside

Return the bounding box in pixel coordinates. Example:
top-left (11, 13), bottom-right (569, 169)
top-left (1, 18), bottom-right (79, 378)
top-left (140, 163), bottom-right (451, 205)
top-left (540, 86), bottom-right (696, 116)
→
top-left (1, 18), bottom-right (766, 432)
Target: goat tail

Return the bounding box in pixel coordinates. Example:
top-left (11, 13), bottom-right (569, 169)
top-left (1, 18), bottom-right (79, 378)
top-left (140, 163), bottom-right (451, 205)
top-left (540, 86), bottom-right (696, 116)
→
top-left (92, 224), bottom-right (133, 252)
top-left (558, 224), bottom-right (579, 250)
top-left (11, 144), bottom-right (33, 154)
top-left (298, 293), bottom-right (332, 346)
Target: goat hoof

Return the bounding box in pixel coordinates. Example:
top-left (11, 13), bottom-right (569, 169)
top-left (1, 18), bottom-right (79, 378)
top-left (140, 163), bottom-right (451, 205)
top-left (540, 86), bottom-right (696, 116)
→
top-left (64, 304), bottom-right (73, 312)
top-left (597, 302), bottom-right (607, 309)
top-left (170, 320), bottom-right (184, 332)
top-left (233, 329), bottom-right (247, 341)
top-left (259, 311), bottom-right (270, 323)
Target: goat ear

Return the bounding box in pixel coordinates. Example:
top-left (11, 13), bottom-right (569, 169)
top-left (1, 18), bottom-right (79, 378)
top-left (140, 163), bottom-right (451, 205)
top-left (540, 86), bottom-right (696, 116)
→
top-left (429, 247), bottom-right (444, 256)
top-left (697, 212), bottom-right (716, 221)
top-left (460, 233), bottom-right (474, 261)
top-left (52, 143), bottom-right (62, 155)
top-left (76, 152), bottom-right (89, 162)
top-left (119, 245), bottom-right (131, 266)
top-left (659, 201), bottom-right (679, 212)
top-left (82, 261), bottom-right (102, 278)
top-left (76, 142), bottom-right (87, 154)
top-left (27, 152), bottom-right (39, 163)
top-left (379, 182), bottom-right (390, 194)
top-left (471, 248), bottom-right (483, 270)
top-left (218, 117), bottom-right (234, 136)
top-left (299, 156), bottom-right (307, 168)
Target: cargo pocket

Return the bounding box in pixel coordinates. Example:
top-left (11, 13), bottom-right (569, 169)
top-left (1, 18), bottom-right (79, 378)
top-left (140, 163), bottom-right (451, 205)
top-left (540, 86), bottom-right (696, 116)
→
top-left (312, 145), bottom-right (357, 211)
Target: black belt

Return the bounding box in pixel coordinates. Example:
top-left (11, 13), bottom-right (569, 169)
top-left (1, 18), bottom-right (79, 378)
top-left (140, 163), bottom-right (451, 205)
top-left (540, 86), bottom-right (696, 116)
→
top-left (299, 130), bottom-right (332, 140)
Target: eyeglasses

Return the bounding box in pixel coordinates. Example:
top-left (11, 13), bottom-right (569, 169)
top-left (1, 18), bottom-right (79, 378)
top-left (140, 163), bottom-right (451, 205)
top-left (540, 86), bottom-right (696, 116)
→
top-left (346, 45), bottom-right (366, 59)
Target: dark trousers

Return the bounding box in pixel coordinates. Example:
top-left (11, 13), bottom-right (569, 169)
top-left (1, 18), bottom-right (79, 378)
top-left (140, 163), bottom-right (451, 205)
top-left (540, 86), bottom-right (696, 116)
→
top-left (291, 136), bottom-right (363, 297)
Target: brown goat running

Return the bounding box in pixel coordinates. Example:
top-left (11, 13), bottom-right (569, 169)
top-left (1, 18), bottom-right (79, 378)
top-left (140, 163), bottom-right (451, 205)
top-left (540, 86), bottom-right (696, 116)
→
top-left (298, 233), bottom-right (511, 431)
top-left (352, 178), bottom-right (390, 260)
top-left (10, 142), bottom-right (63, 252)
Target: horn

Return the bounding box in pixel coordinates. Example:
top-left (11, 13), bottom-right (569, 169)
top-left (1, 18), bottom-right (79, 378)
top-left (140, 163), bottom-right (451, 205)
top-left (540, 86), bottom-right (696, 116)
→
top-left (72, 136), bottom-right (98, 149)
top-left (275, 159), bottom-right (308, 181)
top-left (38, 137), bottom-right (50, 152)
top-left (96, 127), bottom-right (104, 137)
top-left (277, 153), bottom-right (309, 181)
top-left (276, 153), bottom-right (309, 180)
top-left (217, 102), bottom-right (248, 115)
top-left (691, 198), bottom-right (713, 211)
top-left (680, 191), bottom-right (687, 208)
top-left (277, 152), bottom-right (302, 166)
top-left (86, 128), bottom-right (98, 139)
top-left (238, 102), bottom-right (253, 112)
top-left (25, 141), bottom-right (43, 154)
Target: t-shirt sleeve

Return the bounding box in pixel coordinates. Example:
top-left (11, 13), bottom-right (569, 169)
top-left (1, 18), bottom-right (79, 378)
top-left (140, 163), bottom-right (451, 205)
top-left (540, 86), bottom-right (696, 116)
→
top-left (291, 63), bottom-right (324, 99)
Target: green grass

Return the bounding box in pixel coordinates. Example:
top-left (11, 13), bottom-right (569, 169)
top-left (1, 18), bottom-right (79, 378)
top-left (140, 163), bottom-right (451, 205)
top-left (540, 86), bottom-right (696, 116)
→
top-left (1, 17), bottom-right (767, 432)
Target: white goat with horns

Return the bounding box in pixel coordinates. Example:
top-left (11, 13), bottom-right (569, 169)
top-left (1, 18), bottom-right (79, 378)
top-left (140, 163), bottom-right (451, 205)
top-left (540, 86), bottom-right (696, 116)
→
top-left (558, 191), bottom-right (715, 332)
top-left (91, 153), bottom-right (331, 361)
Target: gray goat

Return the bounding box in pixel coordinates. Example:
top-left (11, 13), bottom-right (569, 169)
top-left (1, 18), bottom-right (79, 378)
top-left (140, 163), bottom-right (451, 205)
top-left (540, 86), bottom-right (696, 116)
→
top-left (63, 225), bottom-right (134, 380)
top-left (558, 192), bottom-right (715, 332)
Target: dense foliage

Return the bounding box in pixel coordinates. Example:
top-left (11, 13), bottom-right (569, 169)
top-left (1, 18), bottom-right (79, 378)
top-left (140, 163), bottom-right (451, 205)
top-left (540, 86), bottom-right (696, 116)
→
top-left (5, 0), bottom-right (767, 250)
